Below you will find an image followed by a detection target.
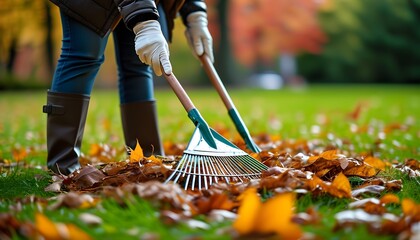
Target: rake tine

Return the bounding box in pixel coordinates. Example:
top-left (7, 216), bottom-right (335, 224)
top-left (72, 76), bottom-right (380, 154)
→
top-left (202, 156), bottom-right (210, 189)
top-left (165, 156), bottom-right (186, 184)
top-left (231, 157), bottom-right (250, 182)
top-left (212, 156), bottom-right (231, 184)
top-left (183, 155), bottom-right (195, 190)
top-left (197, 156), bottom-right (202, 190)
top-left (191, 155), bottom-right (199, 191)
top-left (206, 155), bottom-right (218, 186)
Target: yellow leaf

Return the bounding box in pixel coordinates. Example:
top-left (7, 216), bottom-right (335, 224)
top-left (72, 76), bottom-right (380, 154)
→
top-left (35, 213), bottom-right (61, 240)
top-left (233, 188), bottom-right (261, 235)
top-left (146, 155), bottom-right (162, 164)
top-left (255, 193), bottom-right (302, 239)
top-left (129, 139), bottom-right (144, 162)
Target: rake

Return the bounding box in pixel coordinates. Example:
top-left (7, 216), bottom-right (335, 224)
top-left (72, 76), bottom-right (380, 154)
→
top-left (163, 71), bottom-right (268, 190)
top-left (199, 55), bottom-right (261, 153)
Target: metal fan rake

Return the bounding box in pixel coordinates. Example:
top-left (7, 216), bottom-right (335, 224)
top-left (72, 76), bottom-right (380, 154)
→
top-left (162, 71), bottom-right (267, 190)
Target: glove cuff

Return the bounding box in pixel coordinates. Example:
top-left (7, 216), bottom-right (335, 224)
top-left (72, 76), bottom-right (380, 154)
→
top-left (133, 20), bottom-right (162, 35)
top-left (180, 1), bottom-right (207, 25)
top-left (186, 11), bottom-right (208, 26)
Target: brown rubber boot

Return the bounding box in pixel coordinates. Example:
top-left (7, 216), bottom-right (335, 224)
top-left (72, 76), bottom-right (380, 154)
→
top-left (120, 101), bottom-right (164, 156)
top-left (43, 91), bottom-right (90, 175)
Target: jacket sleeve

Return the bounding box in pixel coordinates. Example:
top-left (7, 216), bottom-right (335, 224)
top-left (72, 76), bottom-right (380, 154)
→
top-left (114, 0), bottom-right (159, 30)
top-left (179, 0), bottom-right (207, 25)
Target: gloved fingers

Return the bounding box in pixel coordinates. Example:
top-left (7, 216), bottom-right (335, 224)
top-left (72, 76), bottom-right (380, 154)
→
top-left (192, 35), bottom-right (204, 57)
top-left (159, 50), bottom-right (172, 75)
top-left (151, 52), bottom-right (162, 76)
top-left (202, 36), bottom-right (214, 63)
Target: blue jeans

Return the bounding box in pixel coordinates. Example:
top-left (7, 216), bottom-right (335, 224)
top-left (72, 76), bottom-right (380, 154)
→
top-left (51, 6), bottom-right (168, 104)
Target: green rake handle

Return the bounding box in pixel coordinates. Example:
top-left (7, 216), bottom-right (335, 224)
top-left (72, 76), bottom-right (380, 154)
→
top-left (163, 72), bottom-right (218, 149)
top-left (199, 55), bottom-right (261, 153)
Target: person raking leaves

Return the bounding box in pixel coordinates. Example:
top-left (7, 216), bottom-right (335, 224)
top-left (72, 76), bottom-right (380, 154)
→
top-left (42, 0), bottom-right (214, 175)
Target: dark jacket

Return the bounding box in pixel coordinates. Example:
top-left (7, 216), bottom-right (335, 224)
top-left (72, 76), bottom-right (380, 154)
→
top-left (49, 0), bottom-right (206, 40)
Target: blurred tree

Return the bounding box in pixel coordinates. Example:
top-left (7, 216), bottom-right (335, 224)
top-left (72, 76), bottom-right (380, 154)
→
top-left (0, 0), bottom-right (53, 87)
top-left (228, 0), bottom-right (326, 78)
top-left (299, 0), bottom-right (420, 83)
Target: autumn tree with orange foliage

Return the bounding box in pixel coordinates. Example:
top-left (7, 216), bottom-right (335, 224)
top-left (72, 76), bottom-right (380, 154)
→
top-left (228, 0), bottom-right (327, 67)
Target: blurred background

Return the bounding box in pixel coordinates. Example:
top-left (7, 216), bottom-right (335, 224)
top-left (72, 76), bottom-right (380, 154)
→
top-left (1, 0), bottom-right (419, 90)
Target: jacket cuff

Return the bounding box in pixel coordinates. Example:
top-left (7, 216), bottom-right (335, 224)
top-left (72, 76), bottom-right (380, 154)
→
top-left (179, 0), bottom-right (207, 25)
top-left (118, 0), bottom-right (159, 30)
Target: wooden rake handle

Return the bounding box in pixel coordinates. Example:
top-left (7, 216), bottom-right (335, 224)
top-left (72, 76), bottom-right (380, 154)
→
top-left (199, 55), bottom-right (235, 110)
top-left (163, 72), bottom-right (195, 113)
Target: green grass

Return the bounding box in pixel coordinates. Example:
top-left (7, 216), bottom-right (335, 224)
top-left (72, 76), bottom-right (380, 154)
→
top-left (0, 84), bottom-right (419, 239)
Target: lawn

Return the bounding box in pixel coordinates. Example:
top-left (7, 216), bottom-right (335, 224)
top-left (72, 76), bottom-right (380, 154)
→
top-left (0, 84), bottom-right (419, 239)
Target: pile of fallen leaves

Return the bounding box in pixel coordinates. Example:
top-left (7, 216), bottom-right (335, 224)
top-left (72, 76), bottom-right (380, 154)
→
top-left (1, 138), bottom-right (419, 239)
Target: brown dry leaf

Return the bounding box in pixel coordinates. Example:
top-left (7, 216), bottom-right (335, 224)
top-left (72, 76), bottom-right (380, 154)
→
top-left (49, 192), bottom-right (98, 210)
top-left (343, 164), bottom-right (379, 178)
top-left (347, 102), bottom-right (363, 120)
top-left (195, 192), bottom-right (237, 214)
top-left (404, 159), bottom-right (420, 170)
top-left (364, 156), bottom-right (386, 171)
top-left (328, 172), bottom-right (352, 198)
top-left (129, 140), bottom-right (144, 162)
top-left (73, 165), bottom-right (105, 189)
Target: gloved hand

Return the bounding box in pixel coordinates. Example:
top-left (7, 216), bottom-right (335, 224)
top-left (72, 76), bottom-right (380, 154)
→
top-left (134, 20), bottom-right (172, 76)
top-left (185, 11), bottom-right (214, 63)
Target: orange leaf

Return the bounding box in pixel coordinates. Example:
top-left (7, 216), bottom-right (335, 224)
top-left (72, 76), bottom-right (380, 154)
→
top-left (129, 140), bottom-right (144, 162)
top-left (402, 198), bottom-right (420, 221)
top-left (12, 147), bottom-right (27, 162)
top-left (343, 164), bottom-right (379, 178)
top-left (233, 188), bottom-right (302, 238)
top-left (67, 223), bottom-right (92, 240)
top-left (35, 212), bottom-right (92, 240)
top-left (319, 149), bottom-right (339, 160)
top-left (146, 155), bottom-right (162, 164)
top-left (254, 193), bottom-right (302, 239)
top-left (35, 213), bottom-right (61, 240)
top-left (329, 172), bottom-right (352, 198)
top-left (380, 194), bottom-right (400, 205)
top-left (307, 174), bottom-right (326, 191)
top-left (364, 156), bottom-right (386, 171)
top-left (233, 188), bottom-right (261, 235)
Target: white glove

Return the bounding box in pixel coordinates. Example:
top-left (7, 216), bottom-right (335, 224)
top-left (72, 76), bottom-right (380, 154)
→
top-left (133, 20), bottom-right (172, 76)
top-left (185, 11), bottom-right (214, 63)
